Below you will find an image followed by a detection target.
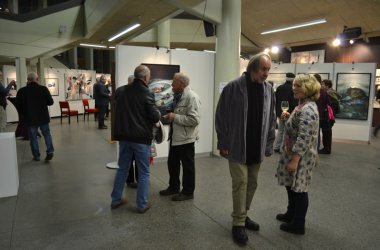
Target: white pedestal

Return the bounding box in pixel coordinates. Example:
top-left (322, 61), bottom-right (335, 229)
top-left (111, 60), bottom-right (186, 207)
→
top-left (0, 132), bottom-right (19, 197)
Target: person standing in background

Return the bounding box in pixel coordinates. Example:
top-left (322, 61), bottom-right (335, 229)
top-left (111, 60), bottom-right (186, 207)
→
top-left (93, 75), bottom-right (110, 129)
top-left (0, 70), bottom-right (16, 132)
top-left (274, 72), bottom-right (297, 153)
top-left (16, 72), bottom-right (54, 162)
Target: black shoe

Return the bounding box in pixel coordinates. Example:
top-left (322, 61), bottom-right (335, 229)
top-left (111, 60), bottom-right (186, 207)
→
top-left (318, 149), bottom-right (331, 154)
top-left (274, 149), bottom-right (280, 153)
top-left (245, 216), bottom-right (260, 231)
top-left (137, 202), bottom-right (152, 214)
top-left (32, 157), bottom-right (40, 161)
top-left (232, 226), bottom-right (248, 245)
top-left (280, 222), bottom-right (305, 235)
top-left (98, 125), bottom-right (108, 129)
top-left (159, 188), bottom-right (179, 196)
top-left (172, 192), bottom-right (193, 201)
top-left (127, 182), bottom-right (138, 189)
top-left (276, 213), bottom-right (292, 223)
top-left (45, 153), bottom-right (54, 161)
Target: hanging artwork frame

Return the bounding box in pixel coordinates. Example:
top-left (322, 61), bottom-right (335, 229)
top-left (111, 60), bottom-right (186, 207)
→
top-left (45, 78), bottom-right (59, 96)
top-left (335, 73), bottom-right (371, 120)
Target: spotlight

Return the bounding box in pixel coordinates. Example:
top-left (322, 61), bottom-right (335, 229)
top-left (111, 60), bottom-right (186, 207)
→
top-left (263, 48), bottom-right (270, 54)
top-left (271, 46), bottom-right (279, 54)
top-left (332, 38), bottom-right (341, 47)
top-left (349, 39), bottom-right (354, 44)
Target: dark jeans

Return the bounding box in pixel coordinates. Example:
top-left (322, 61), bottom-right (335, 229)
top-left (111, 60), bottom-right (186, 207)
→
top-left (97, 104), bottom-right (107, 127)
top-left (167, 142), bottom-right (195, 195)
top-left (285, 186), bottom-right (309, 228)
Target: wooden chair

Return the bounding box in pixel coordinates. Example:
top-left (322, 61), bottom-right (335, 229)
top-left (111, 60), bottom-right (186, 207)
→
top-left (82, 99), bottom-right (99, 121)
top-left (59, 101), bottom-right (79, 124)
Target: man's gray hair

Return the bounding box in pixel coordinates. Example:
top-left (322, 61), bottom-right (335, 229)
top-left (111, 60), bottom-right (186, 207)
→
top-left (27, 72), bottom-right (38, 82)
top-left (100, 75), bottom-right (106, 81)
top-left (134, 65), bottom-right (150, 79)
top-left (246, 53), bottom-right (271, 73)
top-left (175, 72), bottom-right (189, 86)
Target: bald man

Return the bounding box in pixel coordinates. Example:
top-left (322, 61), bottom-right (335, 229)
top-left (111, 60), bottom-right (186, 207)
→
top-left (16, 72), bottom-right (54, 161)
top-left (111, 65), bottom-right (160, 213)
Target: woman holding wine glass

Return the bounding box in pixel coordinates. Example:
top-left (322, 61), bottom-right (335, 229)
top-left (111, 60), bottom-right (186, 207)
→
top-left (276, 74), bottom-right (320, 235)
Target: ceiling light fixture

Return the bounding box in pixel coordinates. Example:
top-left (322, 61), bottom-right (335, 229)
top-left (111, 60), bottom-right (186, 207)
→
top-left (79, 43), bottom-right (107, 48)
top-left (271, 46), bottom-right (279, 53)
top-left (109, 46), bottom-right (116, 49)
top-left (261, 18), bottom-right (326, 35)
top-left (203, 50), bottom-right (216, 53)
top-left (332, 38), bottom-right (341, 47)
top-left (108, 23), bottom-right (141, 42)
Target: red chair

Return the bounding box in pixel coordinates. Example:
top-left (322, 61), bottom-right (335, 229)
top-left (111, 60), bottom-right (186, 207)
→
top-left (59, 101), bottom-right (79, 124)
top-left (82, 99), bottom-right (99, 121)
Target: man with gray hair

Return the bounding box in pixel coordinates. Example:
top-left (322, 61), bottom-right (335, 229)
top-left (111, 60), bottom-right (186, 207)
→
top-left (93, 74), bottom-right (109, 129)
top-left (111, 65), bottom-right (160, 213)
top-left (215, 53), bottom-right (276, 245)
top-left (159, 72), bottom-right (201, 202)
top-left (16, 72), bottom-right (54, 161)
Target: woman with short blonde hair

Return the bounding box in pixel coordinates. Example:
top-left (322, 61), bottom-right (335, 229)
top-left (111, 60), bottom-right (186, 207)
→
top-left (275, 74), bottom-right (320, 235)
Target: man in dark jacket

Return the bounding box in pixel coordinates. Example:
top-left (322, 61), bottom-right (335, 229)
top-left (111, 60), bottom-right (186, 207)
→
top-left (16, 72), bottom-right (54, 161)
top-left (274, 72), bottom-right (297, 153)
top-left (93, 75), bottom-right (109, 129)
top-left (111, 65), bottom-right (160, 213)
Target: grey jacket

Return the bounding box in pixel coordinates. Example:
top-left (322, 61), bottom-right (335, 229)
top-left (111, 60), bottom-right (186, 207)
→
top-left (172, 86), bottom-right (201, 146)
top-left (215, 73), bottom-right (276, 163)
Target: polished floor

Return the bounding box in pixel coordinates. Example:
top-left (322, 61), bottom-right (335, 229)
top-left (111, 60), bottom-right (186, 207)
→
top-left (1, 117), bottom-right (380, 250)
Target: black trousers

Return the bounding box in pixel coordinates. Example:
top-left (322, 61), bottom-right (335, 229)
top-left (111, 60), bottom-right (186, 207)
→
top-left (97, 104), bottom-right (107, 127)
top-left (167, 142), bottom-right (195, 195)
top-left (285, 186), bottom-right (309, 228)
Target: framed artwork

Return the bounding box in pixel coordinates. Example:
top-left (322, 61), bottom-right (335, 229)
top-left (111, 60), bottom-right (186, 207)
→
top-left (142, 63), bottom-right (180, 124)
top-left (335, 73), bottom-right (371, 120)
top-left (65, 72), bottom-right (93, 100)
top-left (291, 50), bottom-right (325, 64)
top-left (267, 73), bottom-right (286, 91)
top-left (7, 77), bottom-right (16, 84)
top-left (45, 78), bottom-right (59, 96)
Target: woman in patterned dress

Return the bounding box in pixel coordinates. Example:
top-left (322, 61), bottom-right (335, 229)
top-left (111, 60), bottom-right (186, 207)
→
top-left (276, 74), bottom-right (320, 235)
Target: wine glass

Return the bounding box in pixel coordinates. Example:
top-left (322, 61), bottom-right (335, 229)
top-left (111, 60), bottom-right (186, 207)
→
top-left (281, 101), bottom-right (289, 112)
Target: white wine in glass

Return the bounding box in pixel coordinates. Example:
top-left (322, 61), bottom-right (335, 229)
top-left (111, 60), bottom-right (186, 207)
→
top-left (281, 101), bottom-right (289, 112)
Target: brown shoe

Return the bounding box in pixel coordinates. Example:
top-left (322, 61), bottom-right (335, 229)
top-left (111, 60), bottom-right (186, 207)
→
top-left (137, 202), bottom-right (152, 214)
top-left (111, 198), bottom-right (128, 209)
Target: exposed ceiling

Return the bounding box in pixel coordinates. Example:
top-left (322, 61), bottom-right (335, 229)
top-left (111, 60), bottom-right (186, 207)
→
top-left (2, 0), bottom-right (380, 64)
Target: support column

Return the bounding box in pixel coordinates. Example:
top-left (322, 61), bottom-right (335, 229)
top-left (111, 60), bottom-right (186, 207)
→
top-left (84, 48), bottom-right (94, 70)
top-left (157, 20), bottom-right (171, 49)
top-left (15, 57), bottom-right (27, 88)
top-left (37, 58), bottom-right (45, 83)
top-left (68, 47), bottom-right (78, 69)
top-left (212, 0), bottom-right (241, 155)
top-left (42, 0), bottom-right (48, 8)
top-left (9, 0), bottom-right (18, 14)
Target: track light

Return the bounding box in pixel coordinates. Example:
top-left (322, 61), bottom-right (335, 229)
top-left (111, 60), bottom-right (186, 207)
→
top-left (108, 23), bottom-right (141, 42)
top-left (332, 38), bottom-right (341, 47)
top-left (261, 18), bottom-right (326, 35)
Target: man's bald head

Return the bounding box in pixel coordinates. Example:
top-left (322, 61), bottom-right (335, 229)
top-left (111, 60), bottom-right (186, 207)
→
top-left (134, 65), bottom-right (151, 84)
top-left (27, 72), bottom-right (39, 83)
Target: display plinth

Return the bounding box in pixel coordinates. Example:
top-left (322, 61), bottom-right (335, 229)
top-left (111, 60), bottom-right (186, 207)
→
top-left (0, 132), bottom-right (19, 197)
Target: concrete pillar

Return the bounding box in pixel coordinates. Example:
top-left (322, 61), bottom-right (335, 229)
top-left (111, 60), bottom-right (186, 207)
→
top-left (9, 0), bottom-right (18, 14)
top-left (68, 47), bottom-right (78, 69)
top-left (15, 57), bottom-right (27, 88)
top-left (37, 58), bottom-right (45, 84)
top-left (157, 20), bottom-right (171, 49)
top-left (212, 0), bottom-right (241, 155)
top-left (42, 0), bottom-right (48, 8)
top-left (84, 48), bottom-right (94, 70)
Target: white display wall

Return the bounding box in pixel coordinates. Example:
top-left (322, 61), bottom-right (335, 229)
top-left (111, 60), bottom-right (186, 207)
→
top-left (115, 45), bottom-right (215, 157)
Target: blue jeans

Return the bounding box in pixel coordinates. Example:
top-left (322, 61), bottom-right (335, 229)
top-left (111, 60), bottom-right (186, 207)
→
top-left (28, 123), bottom-right (54, 160)
top-left (111, 141), bottom-right (151, 209)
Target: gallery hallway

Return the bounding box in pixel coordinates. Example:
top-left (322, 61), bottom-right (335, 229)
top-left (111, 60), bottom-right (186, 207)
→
top-left (1, 117), bottom-right (380, 249)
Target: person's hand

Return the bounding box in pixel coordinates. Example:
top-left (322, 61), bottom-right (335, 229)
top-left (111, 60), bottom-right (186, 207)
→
top-left (219, 149), bottom-right (229, 158)
top-left (287, 159), bottom-right (298, 172)
top-left (164, 112), bottom-right (175, 122)
top-left (281, 111), bottom-right (290, 120)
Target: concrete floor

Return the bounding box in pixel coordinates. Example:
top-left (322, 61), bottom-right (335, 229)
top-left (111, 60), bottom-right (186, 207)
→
top-left (1, 117), bottom-right (380, 250)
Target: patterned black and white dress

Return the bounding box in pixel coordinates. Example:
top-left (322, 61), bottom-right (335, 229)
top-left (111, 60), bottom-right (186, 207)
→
top-left (276, 102), bottom-right (319, 192)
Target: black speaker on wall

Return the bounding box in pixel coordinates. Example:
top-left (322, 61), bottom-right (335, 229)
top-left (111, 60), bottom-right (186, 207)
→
top-left (203, 21), bottom-right (215, 37)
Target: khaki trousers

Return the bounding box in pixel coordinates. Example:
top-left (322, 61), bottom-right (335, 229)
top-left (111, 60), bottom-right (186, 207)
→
top-left (229, 160), bottom-right (261, 226)
top-left (0, 106), bottom-right (6, 132)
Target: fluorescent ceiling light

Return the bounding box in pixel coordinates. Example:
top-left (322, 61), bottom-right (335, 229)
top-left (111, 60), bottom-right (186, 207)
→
top-left (203, 50), bottom-right (215, 53)
top-left (80, 43), bottom-right (107, 48)
top-left (108, 23), bottom-right (141, 42)
top-left (109, 46), bottom-right (116, 49)
top-left (175, 48), bottom-right (188, 50)
top-left (261, 18), bottom-right (326, 35)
